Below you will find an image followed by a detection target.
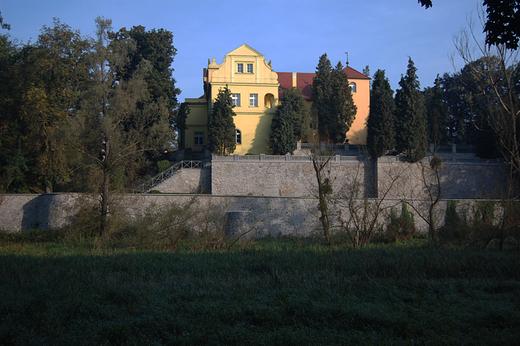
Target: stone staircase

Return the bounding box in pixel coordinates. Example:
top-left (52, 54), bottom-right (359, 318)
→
top-left (133, 161), bottom-right (204, 193)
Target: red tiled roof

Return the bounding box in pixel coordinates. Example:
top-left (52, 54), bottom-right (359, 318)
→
top-left (278, 66), bottom-right (369, 101)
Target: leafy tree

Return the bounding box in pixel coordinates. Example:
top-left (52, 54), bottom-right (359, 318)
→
top-left (366, 69), bottom-right (395, 157)
top-left (110, 25), bottom-right (180, 126)
top-left (417, 0), bottom-right (432, 8)
top-left (208, 86), bottom-right (236, 155)
top-left (424, 76), bottom-right (449, 147)
top-left (419, 0), bottom-right (520, 50)
top-left (441, 57), bottom-right (508, 158)
top-left (394, 57), bottom-right (428, 162)
top-left (453, 11), bottom-right (520, 177)
top-left (0, 19), bottom-right (90, 192)
top-left (483, 0), bottom-right (520, 49)
top-left (0, 10), bottom-right (10, 30)
top-left (270, 100), bottom-right (296, 154)
top-left (76, 17), bottom-right (172, 245)
top-left (282, 87), bottom-right (311, 140)
top-left (20, 19), bottom-right (91, 192)
top-left (0, 34), bottom-right (26, 192)
top-left (311, 54), bottom-right (357, 143)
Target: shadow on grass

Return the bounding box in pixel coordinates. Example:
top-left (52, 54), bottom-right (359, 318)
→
top-left (1, 242), bottom-right (520, 345)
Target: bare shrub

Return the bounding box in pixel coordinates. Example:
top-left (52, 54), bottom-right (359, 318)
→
top-left (105, 199), bottom-right (196, 250)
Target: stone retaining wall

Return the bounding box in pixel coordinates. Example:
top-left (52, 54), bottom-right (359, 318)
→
top-left (0, 193), bottom-right (491, 239)
top-left (211, 156), bottom-right (509, 199)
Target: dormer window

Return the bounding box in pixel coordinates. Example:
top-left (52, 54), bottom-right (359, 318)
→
top-left (247, 64), bottom-right (253, 74)
top-left (237, 63), bottom-right (243, 73)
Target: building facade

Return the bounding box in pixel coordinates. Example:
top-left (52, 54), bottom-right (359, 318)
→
top-left (184, 44), bottom-right (370, 155)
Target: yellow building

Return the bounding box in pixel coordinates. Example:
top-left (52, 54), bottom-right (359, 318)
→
top-left (184, 44), bottom-right (370, 155)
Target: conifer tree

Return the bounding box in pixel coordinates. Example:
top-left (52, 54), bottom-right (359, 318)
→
top-left (424, 76), bottom-right (449, 147)
top-left (394, 57), bottom-right (428, 162)
top-left (282, 87), bottom-right (311, 140)
top-left (330, 61), bottom-right (357, 143)
top-left (208, 86), bottom-right (236, 155)
top-left (366, 69), bottom-right (396, 157)
top-left (270, 100), bottom-right (296, 154)
top-left (311, 55), bottom-right (356, 143)
top-left (311, 54), bottom-right (333, 140)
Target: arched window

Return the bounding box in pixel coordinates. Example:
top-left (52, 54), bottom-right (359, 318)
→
top-left (236, 129), bottom-right (242, 145)
top-left (349, 82), bottom-right (357, 92)
top-left (264, 93), bottom-right (275, 108)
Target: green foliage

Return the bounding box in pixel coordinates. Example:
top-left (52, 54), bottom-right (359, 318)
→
top-left (173, 102), bottom-right (190, 150)
top-left (504, 200), bottom-right (520, 250)
top-left (439, 58), bottom-right (505, 158)
top-left (386, 202), bottom-right (416, 242)
top-left (484, 0), bottom-right (520, 49)
top-left (445, 200), bottom-right (461, 227)
top-left (156, 160), bottom-right (170, 173)
top-left (438, 200), bottom-right (468, 247)
top-left (110, 25), bottom-right (179, 117)
top-left (430, 156), bottom-right (443, 170)
top-left (424, 76), bottom-right (449, 146)
top-left (311, 54), bottom-right (357, 143)
top-left (0, 11), bottom-right (10, 30)
top-left (0, 17), bottom-right (179, 193)
top-left (438, 200), bottom-right (520, 250)
top-left (281, 87), bottom-right (311, 140)
top-left (394, 57), bottom-right (428, 162)
top-left (208, 86), bottom-right (236, 155)
top-left (366, 69), bottom-right (395, 157)
top-left (270, 99), bottom-right (297, 154)
top-left (474, 200), bottom-right (496, 225)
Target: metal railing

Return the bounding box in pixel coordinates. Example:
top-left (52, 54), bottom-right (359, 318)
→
top-left (211, 154), bottom-right (363, 163)
top-left (133, 160), bottom-right (203, 194)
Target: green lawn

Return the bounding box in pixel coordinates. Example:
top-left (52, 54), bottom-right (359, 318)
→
top-left (1, 237), bottom-right (519, 345)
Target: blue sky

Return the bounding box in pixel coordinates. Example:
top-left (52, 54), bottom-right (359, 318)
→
top-left (2, 0), bottom-right (484, 102)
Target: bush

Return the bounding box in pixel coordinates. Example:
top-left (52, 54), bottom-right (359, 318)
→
top-left (156, 160), bottom-right (171, 173)
top-left (438, 200), bottom-right (469, 247)
top-left (502, 200), bottom-right (520, 250)
top-left (385, 202), bottom-right (416, 243)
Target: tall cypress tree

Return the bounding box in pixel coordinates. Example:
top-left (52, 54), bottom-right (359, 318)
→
top-left (311, 54), bottom-right (333, 140)
top-left (311, 55), bottom-right (356, 143)
top-left (282, 87), bottom-right (311, 140)
top-left (270, 100), bottom-right (296, 154)
top-left (394, 57), bottom-right (428, 162)
top-left (424, 76), bottom-right (449, 147)
top-left (208, 86), bottom-right (236, 155)
top-left (366, 69), bottom-right (395, 157)
top-left (330, 61), bottom-right (357, 143)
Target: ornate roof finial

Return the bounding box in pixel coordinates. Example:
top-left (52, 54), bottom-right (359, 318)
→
top-left (345, 52), bottom-right (349, 67)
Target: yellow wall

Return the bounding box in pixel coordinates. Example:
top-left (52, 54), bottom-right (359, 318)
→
top-left (207, 44), bottom-right (279, 155)
top-left (184, 44), bottom-right (370, 155)
top-left (184, 98), bottom-right (208, 151)
top-left (347, 78), bottom-right (370, 145)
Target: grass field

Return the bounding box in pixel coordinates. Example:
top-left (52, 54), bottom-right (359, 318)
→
top-left (1, 235), bottom-right (519, 345)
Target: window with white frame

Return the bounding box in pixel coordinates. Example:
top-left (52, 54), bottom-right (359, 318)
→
top-left (249, 94), bottom-right (258, 107)
top-left (237, 63), bottom-right (243, 73)
top-left (232, 93), bottom-right (241, 107)
top-left (349, 82), bottom-right (357, 92)
top-left (247, 64), bottom-right (253, 73)
top-left (236, 129), bottom-right (242, 144)
top-left (194, 132), bottom-right (204, 146)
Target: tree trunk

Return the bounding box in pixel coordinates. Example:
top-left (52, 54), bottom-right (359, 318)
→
top-left (98, 164), bottom-right (109, 248)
